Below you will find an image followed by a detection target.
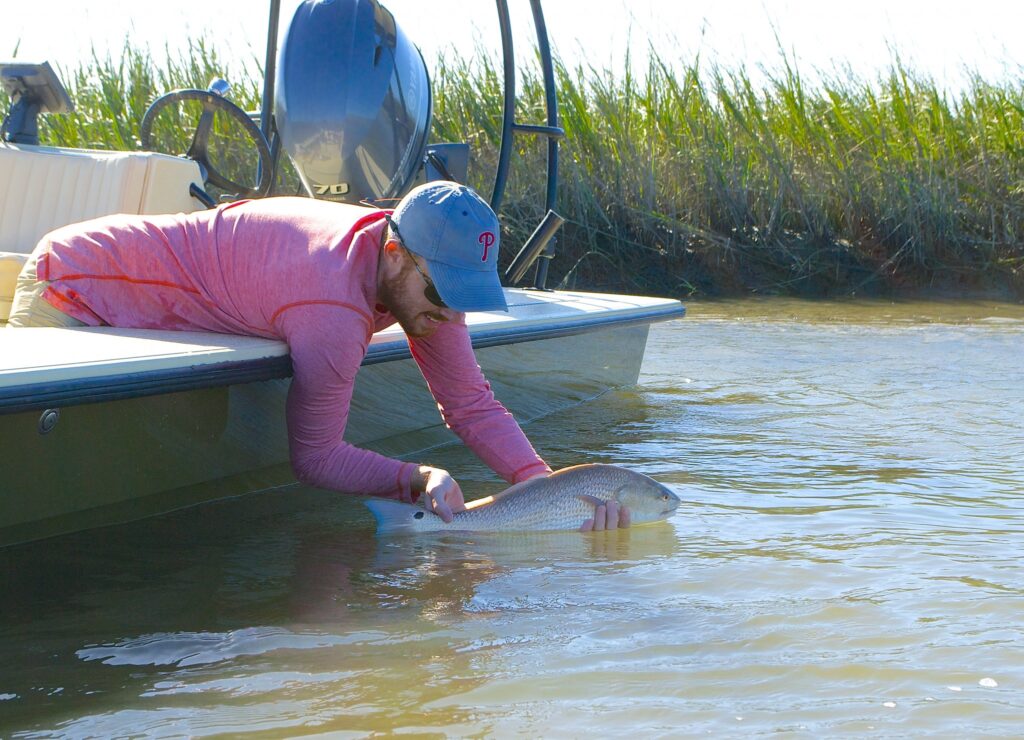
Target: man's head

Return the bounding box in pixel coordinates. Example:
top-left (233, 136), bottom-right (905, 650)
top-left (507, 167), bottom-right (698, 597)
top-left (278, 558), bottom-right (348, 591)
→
top-left (388, 181), bottom-right (506, 313)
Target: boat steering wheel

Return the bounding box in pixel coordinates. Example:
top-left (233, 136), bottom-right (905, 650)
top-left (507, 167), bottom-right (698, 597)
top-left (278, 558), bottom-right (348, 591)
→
top-left (140, 87), bottom-right (274, 200)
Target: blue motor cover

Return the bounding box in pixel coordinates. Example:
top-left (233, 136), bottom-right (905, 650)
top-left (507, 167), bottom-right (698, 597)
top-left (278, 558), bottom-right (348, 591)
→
top-left (275, 0), bottom-right (432, 204)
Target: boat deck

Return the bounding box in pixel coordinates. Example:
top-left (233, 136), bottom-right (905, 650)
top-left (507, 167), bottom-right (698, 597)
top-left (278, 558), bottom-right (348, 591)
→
top-left (1, 289), bottom-right (684, 413)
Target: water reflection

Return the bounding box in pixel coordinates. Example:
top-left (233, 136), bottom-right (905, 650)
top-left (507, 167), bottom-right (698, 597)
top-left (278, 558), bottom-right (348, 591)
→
top-left (0, 485), bottom-right (681, 735)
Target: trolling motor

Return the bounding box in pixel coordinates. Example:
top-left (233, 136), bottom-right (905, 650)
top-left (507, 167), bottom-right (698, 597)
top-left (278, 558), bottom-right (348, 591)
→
top-left (0, 61), bottom-right (73, 145)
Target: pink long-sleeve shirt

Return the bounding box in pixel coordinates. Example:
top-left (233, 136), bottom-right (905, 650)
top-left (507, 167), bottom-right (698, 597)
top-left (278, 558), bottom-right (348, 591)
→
top-left (36, 197), bottom-right (550, 500)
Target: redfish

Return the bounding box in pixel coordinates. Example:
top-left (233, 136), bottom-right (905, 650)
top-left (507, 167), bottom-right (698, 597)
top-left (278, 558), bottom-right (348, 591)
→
top-left (365, 463), bottom-right (680, 535)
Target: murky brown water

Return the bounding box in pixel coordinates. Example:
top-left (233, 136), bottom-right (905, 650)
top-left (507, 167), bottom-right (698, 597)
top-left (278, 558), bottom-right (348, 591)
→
top-left (2, 298), bottom-right (1023, 736)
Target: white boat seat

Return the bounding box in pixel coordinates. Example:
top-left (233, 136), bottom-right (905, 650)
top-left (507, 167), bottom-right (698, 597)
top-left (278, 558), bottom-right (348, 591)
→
top-left (0, 141), bottom-right (204, 256)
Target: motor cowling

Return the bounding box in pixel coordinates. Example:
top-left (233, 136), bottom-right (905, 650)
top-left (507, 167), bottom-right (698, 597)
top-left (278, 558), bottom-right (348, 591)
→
top-left (275, 0), bottom-right (432, 205)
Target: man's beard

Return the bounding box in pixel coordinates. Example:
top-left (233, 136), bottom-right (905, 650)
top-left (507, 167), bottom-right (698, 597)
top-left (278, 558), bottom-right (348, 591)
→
top-left (378, 264), bottom-right (434, 338)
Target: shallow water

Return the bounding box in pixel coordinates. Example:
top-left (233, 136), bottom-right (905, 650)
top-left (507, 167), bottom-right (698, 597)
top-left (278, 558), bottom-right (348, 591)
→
top-left (2, 298), bottom-right (1023, 736)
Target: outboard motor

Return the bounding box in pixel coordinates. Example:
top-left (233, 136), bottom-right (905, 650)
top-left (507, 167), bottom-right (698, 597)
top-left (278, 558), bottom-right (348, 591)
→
top-left (275, 0), bottom-right (432, 205)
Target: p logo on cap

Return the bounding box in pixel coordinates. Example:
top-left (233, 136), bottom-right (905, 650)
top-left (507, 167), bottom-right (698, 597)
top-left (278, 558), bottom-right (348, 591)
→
top-left (479, 231), bottom-right (496, 261)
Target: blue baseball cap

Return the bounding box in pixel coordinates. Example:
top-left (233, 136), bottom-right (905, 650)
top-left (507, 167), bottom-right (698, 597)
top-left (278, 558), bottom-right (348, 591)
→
top-left (390, 181), bottom-right (507, 312)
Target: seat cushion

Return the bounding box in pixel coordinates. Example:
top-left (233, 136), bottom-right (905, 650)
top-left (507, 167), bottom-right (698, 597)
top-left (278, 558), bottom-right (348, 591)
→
top-left (0, 142), bottom-right (204, 255)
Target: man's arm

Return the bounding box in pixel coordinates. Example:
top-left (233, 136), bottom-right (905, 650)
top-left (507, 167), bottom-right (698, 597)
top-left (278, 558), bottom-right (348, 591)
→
top-left (279, 304), bottom-right (421, 500)
top-left (408, 318), bottom-right (551, 483)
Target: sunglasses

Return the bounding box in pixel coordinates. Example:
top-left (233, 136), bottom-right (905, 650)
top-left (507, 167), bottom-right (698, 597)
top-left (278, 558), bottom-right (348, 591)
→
top-left (385, 215), bottom-right (448, 309)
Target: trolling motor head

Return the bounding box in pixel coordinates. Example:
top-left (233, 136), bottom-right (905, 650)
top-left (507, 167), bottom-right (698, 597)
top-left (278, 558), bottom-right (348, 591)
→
top-left (275, 0), bottom-right (432, 205)
top-left (0, 61), bottom-right (73, 145)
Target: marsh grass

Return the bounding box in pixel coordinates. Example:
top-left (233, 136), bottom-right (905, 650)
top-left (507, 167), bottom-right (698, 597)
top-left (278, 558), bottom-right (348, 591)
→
top-left (5, 40), bottom-right (1022, 297)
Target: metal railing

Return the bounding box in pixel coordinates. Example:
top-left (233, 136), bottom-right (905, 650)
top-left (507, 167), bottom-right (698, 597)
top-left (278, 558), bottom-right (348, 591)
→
top-left (492, 0), bottom-right (566, 290)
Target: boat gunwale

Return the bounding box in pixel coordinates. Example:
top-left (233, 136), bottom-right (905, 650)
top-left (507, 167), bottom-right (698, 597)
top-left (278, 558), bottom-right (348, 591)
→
top-left (0, 298), bottom-right (684, 413)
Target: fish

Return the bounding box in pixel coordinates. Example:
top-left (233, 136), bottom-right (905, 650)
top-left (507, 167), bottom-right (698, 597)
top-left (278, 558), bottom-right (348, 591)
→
top-left (364, 463), bottom-right (680, 535)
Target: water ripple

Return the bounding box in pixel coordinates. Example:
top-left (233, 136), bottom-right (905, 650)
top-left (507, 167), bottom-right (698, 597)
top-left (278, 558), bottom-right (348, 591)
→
top-left (76, 627), bottom-right (392, 667)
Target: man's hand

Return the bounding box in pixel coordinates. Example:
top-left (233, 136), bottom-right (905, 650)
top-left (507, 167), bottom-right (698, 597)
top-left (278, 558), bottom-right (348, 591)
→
top-left (414, 466), bottom-right (466, 523)
top-left (580, 500), bottom-right (631, 532)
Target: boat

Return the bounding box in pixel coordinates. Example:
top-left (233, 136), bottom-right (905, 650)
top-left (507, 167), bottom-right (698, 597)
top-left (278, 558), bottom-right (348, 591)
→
top-left (0, 0), bottom-right (685, 547)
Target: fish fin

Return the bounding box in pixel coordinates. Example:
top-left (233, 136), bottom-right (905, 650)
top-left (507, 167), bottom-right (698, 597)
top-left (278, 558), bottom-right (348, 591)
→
top-left (364, 499), bottom-right (430, 535)
top-left (576, 493), bottom-right (605, 509)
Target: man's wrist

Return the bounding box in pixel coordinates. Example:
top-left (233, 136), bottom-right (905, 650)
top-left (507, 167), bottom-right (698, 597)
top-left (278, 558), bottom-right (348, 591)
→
top-left (412, 465), bottom-right (438, 495)
top-left (411, 466), bottom-right (427, 494)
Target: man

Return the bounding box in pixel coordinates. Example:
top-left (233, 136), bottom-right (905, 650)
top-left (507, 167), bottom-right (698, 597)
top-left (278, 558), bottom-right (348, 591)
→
top-left (8, 181), bottom-right (628, 530)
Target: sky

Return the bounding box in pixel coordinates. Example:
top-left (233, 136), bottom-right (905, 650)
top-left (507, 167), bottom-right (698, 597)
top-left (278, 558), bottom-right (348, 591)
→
top-left (4, 0), bottom-right (1023, 93)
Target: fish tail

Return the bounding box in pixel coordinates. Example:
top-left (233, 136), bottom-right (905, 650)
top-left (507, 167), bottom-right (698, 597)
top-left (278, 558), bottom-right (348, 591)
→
top-left (364, 499), bottom-right (427, 535)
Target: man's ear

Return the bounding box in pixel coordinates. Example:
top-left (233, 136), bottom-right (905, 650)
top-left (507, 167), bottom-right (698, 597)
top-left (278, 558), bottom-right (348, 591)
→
top-left (380, 239), bottom-right (405, 276)
top-left (382, 239), bottom-right (401, 260)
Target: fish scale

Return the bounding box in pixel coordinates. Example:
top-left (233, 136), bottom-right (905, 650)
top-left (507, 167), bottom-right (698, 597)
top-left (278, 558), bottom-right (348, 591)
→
top-left (365, 463), bottom-right (681, 535)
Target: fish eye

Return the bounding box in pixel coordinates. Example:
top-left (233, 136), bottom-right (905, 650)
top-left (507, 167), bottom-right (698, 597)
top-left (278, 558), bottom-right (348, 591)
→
top-left (414, 511), bottom-right (425, 519)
